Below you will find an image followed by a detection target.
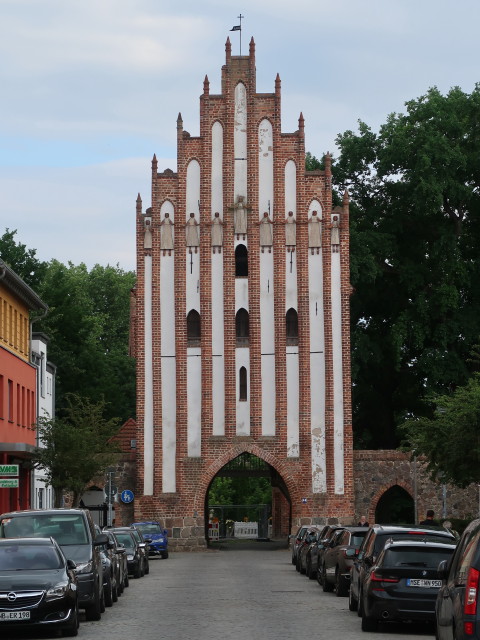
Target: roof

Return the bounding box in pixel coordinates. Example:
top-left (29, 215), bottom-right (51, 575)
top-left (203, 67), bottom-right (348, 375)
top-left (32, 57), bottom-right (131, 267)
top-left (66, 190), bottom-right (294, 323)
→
top-left (0, 259), bottom-right (48, 312)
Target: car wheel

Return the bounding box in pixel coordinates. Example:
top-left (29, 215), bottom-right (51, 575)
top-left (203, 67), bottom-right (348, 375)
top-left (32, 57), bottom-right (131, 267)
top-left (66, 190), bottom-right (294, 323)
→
top-left (334, 568), bottom-right (348, 597)
top-left (85, 586), bottom-right (102, 621)
top-left (112, 580), bottom-right (118, 603)
top-left (124, 571), bottom-right (129, 588)
top-left (140, 559), bottom-right (145, 577)
top-left (357, 587), bottom-right (364, 617)
top-left (161, 550), bottom-right (169, 559)
top-left (307, 559), bottom-right (315, 580)
top-left (361, 611), bottom-right (378, 632)
top-left (104, 575), bottom-right (113, 608)
top-left (134, 560), bottom-right (142, 579)
top-left (62, 602), bottom-right (79, 637)
top-left (144, 559), bottom-right (150, 575)
top-left (348, 584), bottom-right (358, 612)
top-left (322, 566), bottom-right (334, 592)
top-left (295, 555), bottom-right (301, 572)
top-left (100, 585), bottom-right (106, 613)
top-left (316, 565), bottom-right (323, 586)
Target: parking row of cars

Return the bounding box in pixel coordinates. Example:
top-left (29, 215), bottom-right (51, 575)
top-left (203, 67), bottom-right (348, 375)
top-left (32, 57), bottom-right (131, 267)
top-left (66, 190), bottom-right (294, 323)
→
top-left (291, 517), bottom-right (480, 638)
top-left (0, 508), bottom-right (169, 637)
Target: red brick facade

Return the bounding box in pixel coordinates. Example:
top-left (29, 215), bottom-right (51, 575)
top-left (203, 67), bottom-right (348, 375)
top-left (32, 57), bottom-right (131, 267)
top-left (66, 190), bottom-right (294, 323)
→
top-left (132, 39), bottom-right (354, 549)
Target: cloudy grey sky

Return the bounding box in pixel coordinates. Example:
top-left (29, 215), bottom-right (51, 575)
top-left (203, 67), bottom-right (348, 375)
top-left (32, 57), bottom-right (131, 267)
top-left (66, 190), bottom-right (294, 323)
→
top-left (1, 0), bottom-right (479, 271)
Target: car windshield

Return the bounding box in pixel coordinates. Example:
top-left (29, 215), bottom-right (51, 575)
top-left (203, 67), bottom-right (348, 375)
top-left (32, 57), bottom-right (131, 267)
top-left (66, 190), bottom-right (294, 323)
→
top-left (0, 515), bottom-right (88, 545)
top-left (382, 546), bottom-right (454, 568)
top-left (115, 533), bottom-right (134, 550)
top-left (135, 523), bottom-right (162, 535)
top-left (131, 530), bottom-right (142, 542)
top-left (0, 544), bottom-right (62, 570)
top-left (351, 533), bottom-right (367, 547)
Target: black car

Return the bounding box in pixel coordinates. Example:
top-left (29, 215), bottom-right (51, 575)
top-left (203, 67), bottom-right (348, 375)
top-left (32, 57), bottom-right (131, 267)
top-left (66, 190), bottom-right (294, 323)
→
top-left (360, 538), bottom-right (456, 632)
top-left (349, 524), bottom-right (457, 615)
top-left (296, 526), bottom-right (322, 574)
top-left (0, 537), bottom-right (79, 637)
top-left (290, 525), bottom-right (311, 566)
top-left (321, 526), bottom-right (368, 596)
top-left (436, 517), bottom-right (480, 639)
top-left (104, 529), bottom-right (129, 594)
top-left (111, 529), bottom-right (145, 579)
top-left (0, 508), bottom-right (108, 621)
top-left (312, 525), bottom-right (344, 584)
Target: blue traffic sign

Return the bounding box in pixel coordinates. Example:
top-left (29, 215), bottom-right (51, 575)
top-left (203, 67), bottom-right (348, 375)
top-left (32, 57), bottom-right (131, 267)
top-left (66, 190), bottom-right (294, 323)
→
top-left (120, 490), bottom-right (134, 504)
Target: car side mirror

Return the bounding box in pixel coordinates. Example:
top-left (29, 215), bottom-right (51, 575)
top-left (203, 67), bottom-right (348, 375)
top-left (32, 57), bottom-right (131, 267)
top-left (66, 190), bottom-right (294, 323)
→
top-left (67, 559), bottom-right (77, 570)
top-left (107, 541), bottom-right (115, 550)
top-left (437, 559), bottom-right (449, 580)
top-left (163, 529), bottom-right (168, 537)
top-left (94, 533), bottom-right (109, 546)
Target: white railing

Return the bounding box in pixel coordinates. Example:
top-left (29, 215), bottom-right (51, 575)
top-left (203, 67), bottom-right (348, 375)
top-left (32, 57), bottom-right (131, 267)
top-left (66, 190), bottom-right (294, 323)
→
top-left (234, 521), bottom-right (258, 539)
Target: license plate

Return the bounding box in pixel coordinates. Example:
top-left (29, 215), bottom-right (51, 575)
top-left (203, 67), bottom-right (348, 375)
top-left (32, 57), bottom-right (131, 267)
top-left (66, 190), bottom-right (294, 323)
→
top-left (406, 578), bottom-right (441, 588)
top-left (0, 611), bottom-right (31, 620)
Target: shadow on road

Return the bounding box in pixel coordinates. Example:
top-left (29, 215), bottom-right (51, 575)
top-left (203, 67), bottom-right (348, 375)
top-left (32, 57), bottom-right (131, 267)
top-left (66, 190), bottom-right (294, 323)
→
top-left (208, 538), bottom-right (289, 551)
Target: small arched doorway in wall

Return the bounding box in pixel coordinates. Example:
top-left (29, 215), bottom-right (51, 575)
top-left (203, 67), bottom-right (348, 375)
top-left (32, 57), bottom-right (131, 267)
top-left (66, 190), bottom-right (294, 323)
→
top-left (203, 452), bottom-right (291, 545)
top-left (375, 485), bottom-right (415, 524)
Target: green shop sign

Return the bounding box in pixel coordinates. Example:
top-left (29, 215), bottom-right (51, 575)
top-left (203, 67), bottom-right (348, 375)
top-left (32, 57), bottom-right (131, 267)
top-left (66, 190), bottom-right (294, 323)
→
top-left (0, 479), bottom-right (19, 488)
top-left (0, 465), bottom-right (19, 476)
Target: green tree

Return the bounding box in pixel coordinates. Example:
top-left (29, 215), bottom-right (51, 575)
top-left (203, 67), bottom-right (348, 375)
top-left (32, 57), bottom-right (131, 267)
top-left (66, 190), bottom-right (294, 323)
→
top-left (401, 375), bottom-right (480, 487)
top-left (37, 260), bottom-right (136, 422)
top-left (333, 85), bottom-right (480, 448)
top-left (0, 228), bottom-right (47, 289)
top-left (33, 394), bottom-right (122, 506)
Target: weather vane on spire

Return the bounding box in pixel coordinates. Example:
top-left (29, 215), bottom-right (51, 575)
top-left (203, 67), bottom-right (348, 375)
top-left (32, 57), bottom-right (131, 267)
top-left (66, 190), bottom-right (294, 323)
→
top-left (230, 14), bottom-right (244, 55)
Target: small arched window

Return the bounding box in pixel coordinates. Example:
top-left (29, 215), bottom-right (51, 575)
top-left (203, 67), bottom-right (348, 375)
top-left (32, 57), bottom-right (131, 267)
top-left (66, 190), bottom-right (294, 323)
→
top-left (187, 310), bottom-right (201, 346)
top-left (286, 308), bottom-right (298, 345)
top-left (239, 366), bottom-right (247, 401)
top-left (236, 309), bottom-right (249, 346)
top-left (235, 244), bottom-right (248, 277)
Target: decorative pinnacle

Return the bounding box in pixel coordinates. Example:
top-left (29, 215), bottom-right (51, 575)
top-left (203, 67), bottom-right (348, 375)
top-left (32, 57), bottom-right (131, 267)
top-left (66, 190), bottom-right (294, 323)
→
top-left (226, 36), bottom-right (231, 60)
top-left (249, 36), bottom-right (255, 59)
top-left (343, 189), bottom-right (350, 205)
top-left (275, 73), bottom-right (281, 95)
top-left (177, 112), bottom-right (183, 130)
top-left (203, 74), bottom-right (210, 95)
top-left (136, 193), bottom-right (142, 213)
top-left (325, 151), bottom-right (332, 174)
top-left (298, 112), bottom-right (304, 135)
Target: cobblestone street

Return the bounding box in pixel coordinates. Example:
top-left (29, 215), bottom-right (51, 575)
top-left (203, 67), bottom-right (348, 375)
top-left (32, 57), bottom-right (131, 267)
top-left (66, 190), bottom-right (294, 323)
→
top-left (67, 543), bottom-right (435, 640)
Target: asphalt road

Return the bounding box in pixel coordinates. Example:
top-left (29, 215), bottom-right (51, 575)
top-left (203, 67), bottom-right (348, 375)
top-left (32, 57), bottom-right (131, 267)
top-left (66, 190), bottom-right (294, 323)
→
top-left (10, 540), bottom-right (437, 640)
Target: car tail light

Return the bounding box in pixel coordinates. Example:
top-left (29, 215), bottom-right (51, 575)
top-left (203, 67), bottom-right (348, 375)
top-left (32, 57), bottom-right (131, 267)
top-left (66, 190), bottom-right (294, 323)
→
top-left (464, 567), bottom-right (479, 616)
top-left (371, 571), bottom-right (399, 583)
top-left (464, 621), bottom-right (474, 635)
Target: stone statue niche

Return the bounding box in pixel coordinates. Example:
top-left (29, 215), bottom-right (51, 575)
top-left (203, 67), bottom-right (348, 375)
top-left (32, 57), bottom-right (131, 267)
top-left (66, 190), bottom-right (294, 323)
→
top-left (186, 212), bottom-right (199, 253)
top-left (211, 212), bottom-right (223, 254)
top-left (308, 211), bottom-right (321, 255)
top-left (160, 212), bottom-right (174, 256)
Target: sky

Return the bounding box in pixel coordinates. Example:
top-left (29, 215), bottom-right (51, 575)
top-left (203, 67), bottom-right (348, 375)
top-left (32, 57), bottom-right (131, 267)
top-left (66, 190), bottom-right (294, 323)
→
top-left (1, 0), bottom-right (479, 272)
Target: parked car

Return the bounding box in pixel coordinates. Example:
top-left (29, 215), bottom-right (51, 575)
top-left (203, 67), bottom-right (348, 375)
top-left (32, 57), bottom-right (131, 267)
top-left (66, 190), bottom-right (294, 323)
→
top-left (132, 521), bottom-right (169, 559)
top-left (0, 537), bottom-right (79, 637)
top-left (436, 517), bottom-right (480, 639)
top-left (95, 524), bottom-right (119, 607)
top-left (112, 526), bottom-right (150, 575)
top-left (349, 524), bottom-right (457, 615)
top-left (0, 508), bottom-right (107, 621)
top-left (312, 525), bottom-right (344, 584)
top-left (111, 528), bottom-right (145, 578)
top-left (290, 525), bottom-right (311, 566)
top-left (296, 526), bottom-right (323, 574)
top-left (104, 528), bottom-right (129, 593)
top-left (360, 538), bottom-right (456, 632)
top-left (321, 526), bottom-right (368, 595)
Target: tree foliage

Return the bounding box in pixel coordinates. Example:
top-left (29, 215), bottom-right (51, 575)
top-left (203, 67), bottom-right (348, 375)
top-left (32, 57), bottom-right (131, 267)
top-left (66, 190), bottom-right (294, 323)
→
top-left (0, 228), bottom-right (47, 290)
top-left (401, 375), bottom-right (480, 487)
top-left (332, 85), bottom-right (480, 448)
top-left (33, 394), bottom-right (122, 506)
top-left (208, 477), bottom-right (272, 506)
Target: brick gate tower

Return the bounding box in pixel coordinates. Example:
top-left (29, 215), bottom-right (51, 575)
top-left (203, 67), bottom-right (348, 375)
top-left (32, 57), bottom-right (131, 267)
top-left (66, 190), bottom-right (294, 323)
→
top-left (133, 38), bottom-right (353, 549)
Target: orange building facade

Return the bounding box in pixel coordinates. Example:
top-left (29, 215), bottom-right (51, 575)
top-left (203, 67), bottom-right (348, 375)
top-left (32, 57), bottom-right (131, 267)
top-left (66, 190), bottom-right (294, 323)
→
top-left (0, 259), bottom-right (48, 513)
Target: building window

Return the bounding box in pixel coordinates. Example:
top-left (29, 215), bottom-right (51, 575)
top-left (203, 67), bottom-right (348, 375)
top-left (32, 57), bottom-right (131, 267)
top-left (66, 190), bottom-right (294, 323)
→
top-left (235, 244), bottom-right (248, 277)
top-left (8, 379), bottom-right (13, 422)
top-left (286, 308), bottom-right (299, 345)
top-left (236, 308), bottom-right (249, 346)
top-left (187, 310), bottom-right (201, 347)
top-left (239, 366), bottom-right (247, 401)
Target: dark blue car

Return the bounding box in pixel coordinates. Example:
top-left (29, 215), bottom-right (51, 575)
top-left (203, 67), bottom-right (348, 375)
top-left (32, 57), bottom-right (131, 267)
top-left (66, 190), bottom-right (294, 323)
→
top-left (131, 522), bottom-right (168, 559)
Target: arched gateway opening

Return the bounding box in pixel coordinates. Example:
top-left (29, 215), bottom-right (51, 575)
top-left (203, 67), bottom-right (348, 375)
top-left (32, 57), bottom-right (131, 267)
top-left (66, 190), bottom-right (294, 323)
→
top-left (375, 485), bottom-right (415, 524)
top-left (204, 453), bottom-right (291, 545)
